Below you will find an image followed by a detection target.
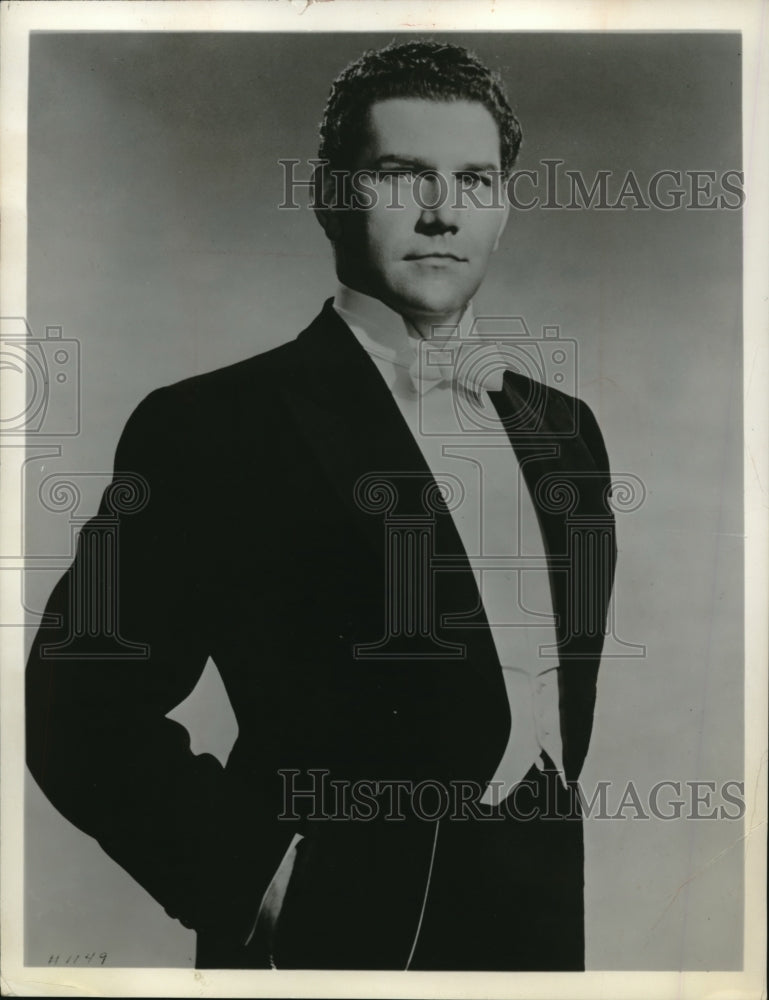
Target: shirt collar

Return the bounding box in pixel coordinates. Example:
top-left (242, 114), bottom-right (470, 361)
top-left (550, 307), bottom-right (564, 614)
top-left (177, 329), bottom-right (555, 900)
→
top-left (332, 282), bottom-right (475, 370)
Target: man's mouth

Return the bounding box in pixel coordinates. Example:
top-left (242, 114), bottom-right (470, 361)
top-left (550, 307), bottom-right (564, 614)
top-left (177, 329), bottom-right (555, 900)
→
top-left (404, 252), bottom-right (468, 262)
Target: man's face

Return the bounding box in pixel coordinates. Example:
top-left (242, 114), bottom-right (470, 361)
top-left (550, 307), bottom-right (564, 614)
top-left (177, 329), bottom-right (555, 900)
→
top-left (329, 98), bottom-right (509, 328)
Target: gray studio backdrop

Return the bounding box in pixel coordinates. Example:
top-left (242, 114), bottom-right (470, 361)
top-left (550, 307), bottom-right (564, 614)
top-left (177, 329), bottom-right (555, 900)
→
top-left (24, 32), bottom-right (743, 969)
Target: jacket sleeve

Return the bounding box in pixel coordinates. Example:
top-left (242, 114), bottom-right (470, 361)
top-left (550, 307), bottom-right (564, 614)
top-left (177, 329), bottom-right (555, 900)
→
top-left (578, 396), bottom-right (613, 496)
top-left (26, 386), bottom-right (289, 939)
top-left (559, 395), bottom-right (617, 781)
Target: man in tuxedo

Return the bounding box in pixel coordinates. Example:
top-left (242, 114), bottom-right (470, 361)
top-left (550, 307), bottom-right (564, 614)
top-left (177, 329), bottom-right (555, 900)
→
top-left (26, 39), bottom-right (616, 971)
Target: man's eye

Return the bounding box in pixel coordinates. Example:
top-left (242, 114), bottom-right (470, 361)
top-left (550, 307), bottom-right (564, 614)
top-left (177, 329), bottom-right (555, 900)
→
top-left (457, 172), bottom-right (492, 189)
top-left (376, 169), bottom-right (415, 182)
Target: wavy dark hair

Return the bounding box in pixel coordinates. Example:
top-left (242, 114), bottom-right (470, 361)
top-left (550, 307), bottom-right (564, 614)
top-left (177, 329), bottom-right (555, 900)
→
top-left (318, 39), bottom-right (522, 177)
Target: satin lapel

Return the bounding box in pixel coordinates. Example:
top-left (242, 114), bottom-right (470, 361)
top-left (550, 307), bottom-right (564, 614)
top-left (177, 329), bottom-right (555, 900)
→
top-left (279, 301), bottom-right (502, 686)
top-left (280, 301), bottom-right (444, 553)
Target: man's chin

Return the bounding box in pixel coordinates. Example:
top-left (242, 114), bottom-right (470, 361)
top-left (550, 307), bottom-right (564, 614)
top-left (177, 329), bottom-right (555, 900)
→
top-left (394, 286), bottom-right (474, 324)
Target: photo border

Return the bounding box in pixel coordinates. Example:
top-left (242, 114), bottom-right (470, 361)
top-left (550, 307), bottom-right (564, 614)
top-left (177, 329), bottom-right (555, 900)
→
top-left (1, 2), bottom-right (766, 997)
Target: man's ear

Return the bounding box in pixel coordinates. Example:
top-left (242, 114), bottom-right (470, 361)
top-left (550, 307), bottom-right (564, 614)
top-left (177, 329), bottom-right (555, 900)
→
top-left (313, 165), bottom-right (343, 242)
top-left (315, 206), bottom-right (343, 243)
top-left (492, 199), bottom-right (510, 252)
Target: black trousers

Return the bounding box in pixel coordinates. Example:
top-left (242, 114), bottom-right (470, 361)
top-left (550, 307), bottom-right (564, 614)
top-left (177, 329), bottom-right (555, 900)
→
top-left (198, 757), bottom-right (584, 971)
top-left (408, 758), bottom-right (585, 972)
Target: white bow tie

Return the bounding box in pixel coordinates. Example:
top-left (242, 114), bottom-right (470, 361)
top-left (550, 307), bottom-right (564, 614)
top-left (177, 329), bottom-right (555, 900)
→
top-left (407, 338), bottom-right (507, 396)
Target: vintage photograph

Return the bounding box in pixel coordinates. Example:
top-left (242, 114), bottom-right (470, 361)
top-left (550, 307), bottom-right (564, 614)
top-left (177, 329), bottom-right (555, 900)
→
top-left (1, 3), bottom-right (766, 997)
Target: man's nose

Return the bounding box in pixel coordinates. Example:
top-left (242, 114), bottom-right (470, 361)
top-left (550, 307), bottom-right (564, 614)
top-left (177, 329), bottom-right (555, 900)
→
top-left (414, 172), bottom-right (461, 234)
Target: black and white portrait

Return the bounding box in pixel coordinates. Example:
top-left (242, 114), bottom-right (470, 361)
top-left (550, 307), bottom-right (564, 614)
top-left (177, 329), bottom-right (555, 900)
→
top-left (1, 3), bottom-right (765, 998)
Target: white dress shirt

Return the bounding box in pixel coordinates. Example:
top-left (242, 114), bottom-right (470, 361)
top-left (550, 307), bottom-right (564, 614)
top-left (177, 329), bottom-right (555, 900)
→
top-left (333, 283), bottom-right (564, 801)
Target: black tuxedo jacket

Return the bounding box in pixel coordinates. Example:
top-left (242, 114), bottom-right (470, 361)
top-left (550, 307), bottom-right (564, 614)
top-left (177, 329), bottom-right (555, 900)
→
top-left (27, 300), bottom-right (616, 969)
